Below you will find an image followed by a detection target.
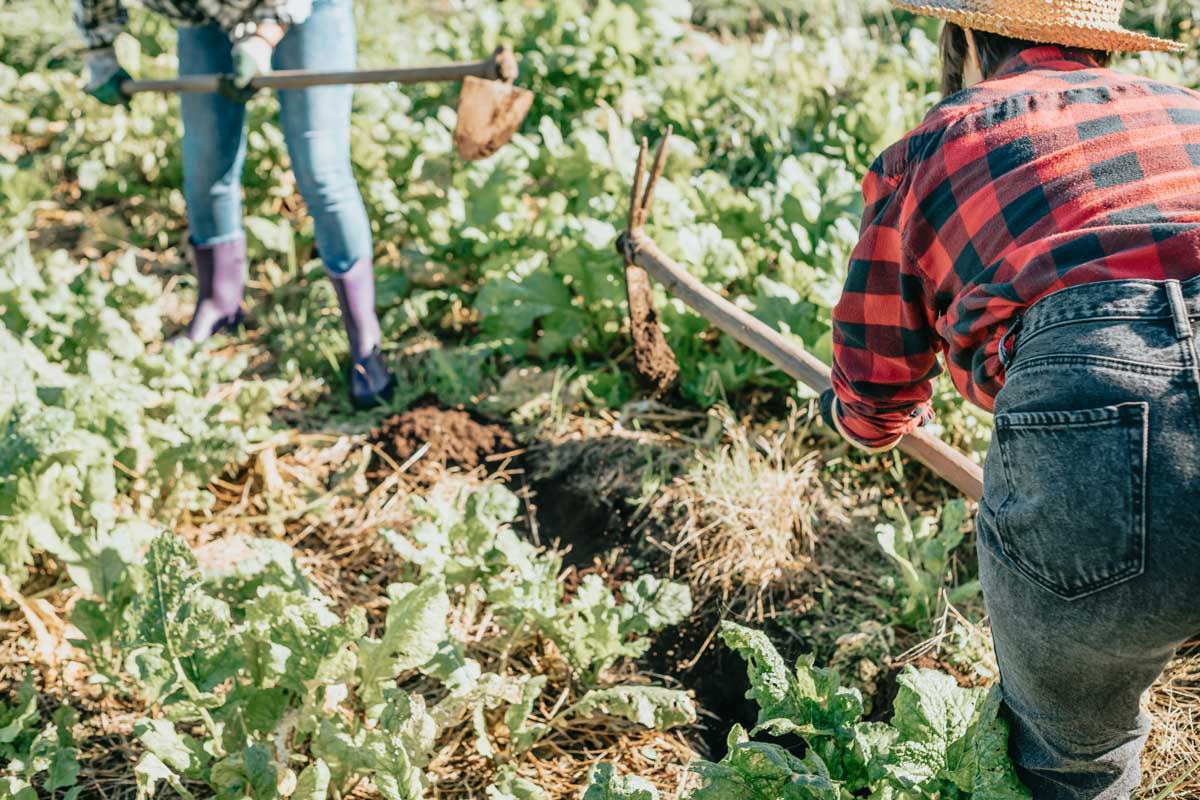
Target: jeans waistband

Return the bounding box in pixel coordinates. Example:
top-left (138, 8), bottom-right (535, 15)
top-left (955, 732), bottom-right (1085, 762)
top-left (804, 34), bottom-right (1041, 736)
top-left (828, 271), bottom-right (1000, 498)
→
top-left (1003, 277), bottom-right (1200, 364)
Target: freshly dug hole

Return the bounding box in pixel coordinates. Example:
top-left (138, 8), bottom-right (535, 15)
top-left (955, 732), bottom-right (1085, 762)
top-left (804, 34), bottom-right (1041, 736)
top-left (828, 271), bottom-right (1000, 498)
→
top-left (517, 433), bottom-right (685, 568)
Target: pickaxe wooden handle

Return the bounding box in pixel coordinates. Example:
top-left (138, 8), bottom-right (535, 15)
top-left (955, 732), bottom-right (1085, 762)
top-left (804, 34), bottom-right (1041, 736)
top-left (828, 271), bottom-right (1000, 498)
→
top-left (618, 134), bottom-right (985, 501)
top-left (122, 44), bottom-right (519, 94)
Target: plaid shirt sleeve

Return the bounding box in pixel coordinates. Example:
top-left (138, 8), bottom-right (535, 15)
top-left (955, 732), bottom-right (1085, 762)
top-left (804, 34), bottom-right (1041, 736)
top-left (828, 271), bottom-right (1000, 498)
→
top-left (830, 156), bottom-right (939, 451)
top-left (76, 0), bottom-right (313, 45)
top-left (200, 0), bottom-right (313, 33)
top-left (250, 0), bottom-right (313, 27)
top-left (74, 0), bottom-right (128, 48)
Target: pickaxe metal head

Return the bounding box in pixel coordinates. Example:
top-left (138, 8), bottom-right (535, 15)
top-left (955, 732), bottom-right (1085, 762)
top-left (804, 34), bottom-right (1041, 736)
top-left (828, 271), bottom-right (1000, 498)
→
top-left (616, 128), bottom-right (680, 393)
top-left (453, 45), bottom-right (534, 162)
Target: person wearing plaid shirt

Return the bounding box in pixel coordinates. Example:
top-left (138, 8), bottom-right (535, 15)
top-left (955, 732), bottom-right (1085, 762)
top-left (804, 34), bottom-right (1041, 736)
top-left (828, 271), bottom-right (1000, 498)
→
top-left (825, 45), bottom-right (1200, 451)
top-left (75, 0), bottom-right (314, 52)
top-left (74, 0), bottom-right (397, 408)
top-left (823, 2), bottom-right (1200, 799)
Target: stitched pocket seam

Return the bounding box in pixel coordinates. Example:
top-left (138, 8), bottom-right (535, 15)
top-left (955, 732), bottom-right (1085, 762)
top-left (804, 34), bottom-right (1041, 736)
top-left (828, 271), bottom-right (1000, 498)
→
top-left (1006, 354), bottom-right (1185, 379)
top-left (994, 402), bottom-right (1148, 601)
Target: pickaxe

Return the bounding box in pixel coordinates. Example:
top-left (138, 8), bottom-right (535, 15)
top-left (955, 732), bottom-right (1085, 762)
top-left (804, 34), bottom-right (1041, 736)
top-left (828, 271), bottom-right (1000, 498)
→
top-left (122, 45), bottom-right (534, 162)
top-left (615, 132), bottom-right (985, 501)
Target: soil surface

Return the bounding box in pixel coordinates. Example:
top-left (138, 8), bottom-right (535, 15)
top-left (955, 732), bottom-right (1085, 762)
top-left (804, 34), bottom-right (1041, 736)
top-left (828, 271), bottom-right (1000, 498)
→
top-left (561, 554), bottom-right (637, 602)
top-left (371, 405), bottom-right (517, 471)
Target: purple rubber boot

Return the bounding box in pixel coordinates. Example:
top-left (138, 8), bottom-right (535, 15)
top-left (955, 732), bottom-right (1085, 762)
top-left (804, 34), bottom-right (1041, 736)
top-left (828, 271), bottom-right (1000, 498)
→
top-left (328, 258), bottom-right (396, 409)
top-left (186, 238), bottom-right (246, 341)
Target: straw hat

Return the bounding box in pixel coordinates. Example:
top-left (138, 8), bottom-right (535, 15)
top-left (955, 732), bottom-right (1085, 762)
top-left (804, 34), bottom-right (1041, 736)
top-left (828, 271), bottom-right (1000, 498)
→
top-left (890, 0), bottom-right (1184, 53)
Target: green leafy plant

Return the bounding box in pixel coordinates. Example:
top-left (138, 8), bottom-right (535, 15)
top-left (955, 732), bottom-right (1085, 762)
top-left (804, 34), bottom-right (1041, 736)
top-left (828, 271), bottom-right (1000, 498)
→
top-left (386, 483), bottom-right (692, 683)
top-left (876, 500), bottom-right (981, 630)
top-left (56, 478), bottom-right (693, 799)
top-left (586, 621), bottom-right (1029, 799)
top-left (0, 240), bottom-right (283, 587)
top-left (0, 674), bottom-right (81, 799)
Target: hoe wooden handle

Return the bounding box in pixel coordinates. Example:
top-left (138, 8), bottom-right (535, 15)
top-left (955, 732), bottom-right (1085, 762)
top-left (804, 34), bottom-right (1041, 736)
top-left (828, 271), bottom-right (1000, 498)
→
top-left (123, 45), bottom-right (518, 94)
top-left (620, 231), bottom-right (985, 501)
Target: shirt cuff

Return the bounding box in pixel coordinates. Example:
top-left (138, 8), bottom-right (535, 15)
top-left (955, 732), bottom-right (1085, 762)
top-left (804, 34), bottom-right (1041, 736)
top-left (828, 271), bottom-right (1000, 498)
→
top-left (252, 0), bottom-right (313, 27)
top-left (831, 398), bottom-right (905, 454)
top-left (80, 23), bottom-right (124, 49)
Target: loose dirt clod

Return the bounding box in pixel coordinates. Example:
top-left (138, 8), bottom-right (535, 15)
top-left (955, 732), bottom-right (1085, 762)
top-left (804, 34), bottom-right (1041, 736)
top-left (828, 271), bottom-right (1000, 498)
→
top-left (372, 406), bottom-right (517, 470)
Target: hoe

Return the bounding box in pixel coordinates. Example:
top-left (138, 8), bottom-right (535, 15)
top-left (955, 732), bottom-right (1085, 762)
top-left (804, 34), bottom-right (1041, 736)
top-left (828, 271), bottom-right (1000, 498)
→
top-left (616, 131), bottom-right (985, 501)
top-left (122, 45), bottom-right (534, 161)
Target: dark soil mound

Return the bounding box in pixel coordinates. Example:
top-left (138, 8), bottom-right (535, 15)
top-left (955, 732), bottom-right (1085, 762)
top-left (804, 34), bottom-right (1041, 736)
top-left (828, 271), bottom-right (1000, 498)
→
top-left (372, 406), bottom-right (516, 470)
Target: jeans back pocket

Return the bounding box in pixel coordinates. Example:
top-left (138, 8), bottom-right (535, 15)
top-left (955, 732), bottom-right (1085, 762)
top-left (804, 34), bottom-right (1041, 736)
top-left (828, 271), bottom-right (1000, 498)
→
top-left (993, 402), bottom-right (1148, 600)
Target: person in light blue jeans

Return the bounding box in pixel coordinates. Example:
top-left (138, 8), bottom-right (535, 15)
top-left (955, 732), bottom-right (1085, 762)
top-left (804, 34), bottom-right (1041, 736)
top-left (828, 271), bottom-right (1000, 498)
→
top-left (77, 0), bottom-right (395, 408)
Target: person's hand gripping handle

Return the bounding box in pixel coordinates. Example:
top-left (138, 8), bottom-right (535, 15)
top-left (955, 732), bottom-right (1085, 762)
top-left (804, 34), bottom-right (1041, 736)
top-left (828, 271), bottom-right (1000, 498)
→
top-left (220, 20), bottom-right (288, 102)
top-left (83, 46), bottom-right (133, 107)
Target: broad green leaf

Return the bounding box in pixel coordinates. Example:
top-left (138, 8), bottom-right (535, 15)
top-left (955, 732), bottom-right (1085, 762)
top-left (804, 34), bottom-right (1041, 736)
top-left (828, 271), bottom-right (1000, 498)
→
top-left (210, 743), bottom-right (277, 800)
top-left (544, 574), bottom-right (635, 680)
top-left (126, 533), bottom-right (235, 693)
top-left (27, 706), bottom-right (80, 792)
top-left (313, 691), bottom-right (435, 800)
top-left (505, 674), bottom-right (547, 754)
top-left (582, 762), bottom-right (659, 800)
top-left (691, 742), bottom-right (840, 800)
top-left (887, 669), bottom-right (1030, 798)
top-left (293, 759), bottom-right (331, 800)
top-left (421, 640), bottom-right (482, 694)
top-left (134, 718), bottom-right (197, 774)
top-left (357, 576), bottom-right (450, 714)
top-left (0, 671), bottom-right (38, 745)
top-left (466, 483), bottom-right (521, 530)
top-left (242, 586), bottom-right (365, 694)
top-left (572, 685), bottom-right (697, 730)
top-left (134, 753), bottom-right (194, 800)
top-left (717, 622), bottom-right (796, 725)
top-left (943, 684), bottom-right (1030, 799)
top-left (0, 777), bottom-right (37, 800)
top-left (619, 575), bottom-right (693, 634)
top-left (200, 536), bottom-right (309, 605)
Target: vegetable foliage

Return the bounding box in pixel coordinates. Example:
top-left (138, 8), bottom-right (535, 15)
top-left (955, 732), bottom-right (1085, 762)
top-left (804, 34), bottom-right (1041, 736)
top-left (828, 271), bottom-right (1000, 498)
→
top-left (587, 621), bottom-right (1030, 799)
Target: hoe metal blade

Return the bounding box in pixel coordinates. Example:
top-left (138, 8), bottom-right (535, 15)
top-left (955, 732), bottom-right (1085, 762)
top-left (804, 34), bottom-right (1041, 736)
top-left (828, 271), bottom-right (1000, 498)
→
top-left (453, 61), bottom-right (533, 160)
top-left (124, 44), bottom-right (534, 162)
top-left (617, 129), bottom-right (680, 393)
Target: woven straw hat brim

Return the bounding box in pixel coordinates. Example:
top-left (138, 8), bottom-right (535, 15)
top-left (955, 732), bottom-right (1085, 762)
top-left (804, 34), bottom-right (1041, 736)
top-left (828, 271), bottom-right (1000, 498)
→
top-left (891, 0), bottom-right (1185, 53)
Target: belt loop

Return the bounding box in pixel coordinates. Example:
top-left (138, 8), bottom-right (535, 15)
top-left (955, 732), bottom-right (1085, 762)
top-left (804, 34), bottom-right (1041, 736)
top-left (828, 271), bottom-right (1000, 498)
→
top-left (1165, 280), bottom-right (1193, 341)
top-left (999, 315), bottom-right (1023, 368)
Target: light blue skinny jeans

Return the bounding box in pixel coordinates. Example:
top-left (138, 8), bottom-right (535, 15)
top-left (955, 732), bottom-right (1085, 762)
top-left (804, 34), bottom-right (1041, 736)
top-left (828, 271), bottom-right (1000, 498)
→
top-left (178, 0), bottom-right (371, 274)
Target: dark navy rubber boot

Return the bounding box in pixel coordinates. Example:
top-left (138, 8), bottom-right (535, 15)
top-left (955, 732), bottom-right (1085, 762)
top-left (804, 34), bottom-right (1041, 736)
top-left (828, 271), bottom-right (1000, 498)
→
top-left (329, 258), bottom-right (396, 409)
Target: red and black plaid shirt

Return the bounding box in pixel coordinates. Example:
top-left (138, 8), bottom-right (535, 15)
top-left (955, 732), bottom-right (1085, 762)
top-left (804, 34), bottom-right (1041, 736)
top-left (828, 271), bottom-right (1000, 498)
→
top-left (830, 46), bottom-right (1200, 449)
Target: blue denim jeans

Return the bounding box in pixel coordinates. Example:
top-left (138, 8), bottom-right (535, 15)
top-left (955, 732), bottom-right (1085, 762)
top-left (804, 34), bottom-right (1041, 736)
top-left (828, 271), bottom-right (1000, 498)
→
top-left (978, 278), bottom-right (1200, 799)
top-left (177, 0), bottom-right (372, 273)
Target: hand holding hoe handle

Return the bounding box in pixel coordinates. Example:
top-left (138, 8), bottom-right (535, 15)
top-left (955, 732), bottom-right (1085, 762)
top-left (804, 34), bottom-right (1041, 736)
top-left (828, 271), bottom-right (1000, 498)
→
top-left (616, 133), bottom-right (985, 501)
